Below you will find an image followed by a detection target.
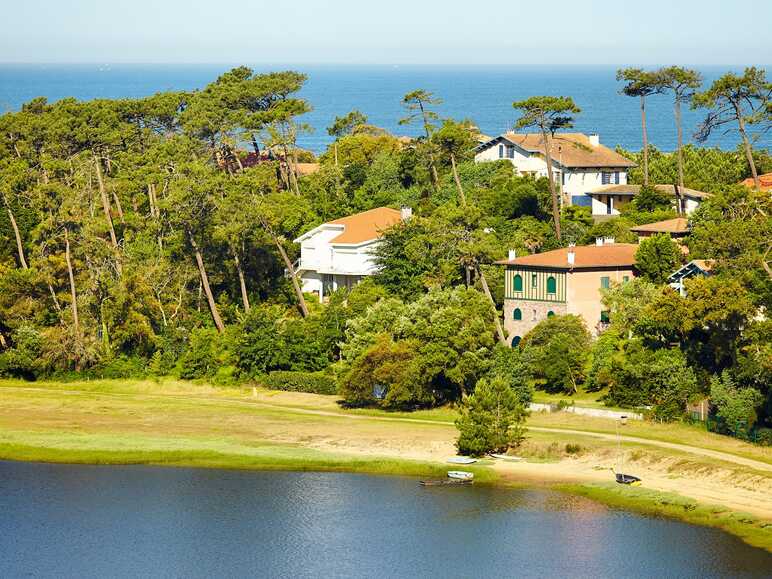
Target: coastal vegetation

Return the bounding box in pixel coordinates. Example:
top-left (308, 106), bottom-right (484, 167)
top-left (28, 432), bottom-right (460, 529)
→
top-left (0, 65), bottom-right (770, 443)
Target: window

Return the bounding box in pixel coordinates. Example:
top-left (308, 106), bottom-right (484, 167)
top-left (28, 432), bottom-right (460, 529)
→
top-left (614, 171), bottom-right (620, 184)
top-left (602, 172), bottom-right (612, 185)
top-left (498, 144), bottom-right (504, 159)
top-left (600, 310), bottom-right (610, 324)
top-left (547, 276), bottom-right (556, 294)
top-left (531, 273), bottom-right (537, 288)
top-left (547, 311), bottom-right (555, 317)
top-left (507, 146), bottom-right (515, 159)
top-left (513, 274), bottom-right (523, 292)
top-left (600, 276), bottom-right (610, 289)
top-left (532, 309), bottom-right (537, 321)
top-left (623, 275), bottom-right (630, 283)
top-left (513, 308), bottom-right (522, 320)
top-left (511, 336), bottom-right (521, 347)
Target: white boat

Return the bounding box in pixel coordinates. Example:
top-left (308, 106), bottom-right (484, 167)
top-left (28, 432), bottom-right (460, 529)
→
top-left (447, 457), bottom-right (477, 465)
top-left (447, 470), bottom-right (474, 480)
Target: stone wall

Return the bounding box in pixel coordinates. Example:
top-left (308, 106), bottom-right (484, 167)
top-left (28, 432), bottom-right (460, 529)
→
top-left (503, 299), bottom-right (566, 345)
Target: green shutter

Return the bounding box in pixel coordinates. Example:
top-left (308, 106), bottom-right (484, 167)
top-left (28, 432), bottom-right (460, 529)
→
top-left (547, 276), bottom-right (556, 294)
top-left (513, 308), bottom-right (522, 320)
top-left (601, 276), bottom-right (610, 289)
top-left (514, 274), bottom-right (523, 292)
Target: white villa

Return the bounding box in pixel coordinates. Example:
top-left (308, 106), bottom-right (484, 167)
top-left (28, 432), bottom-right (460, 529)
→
top-left (475, 132), bottom-right (636, 206)
top-left (293, 207), bottom-right (407, 301)
top-left (587, 184), bottom-right (711, 217)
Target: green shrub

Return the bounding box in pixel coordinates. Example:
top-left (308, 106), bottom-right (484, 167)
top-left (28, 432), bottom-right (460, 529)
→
top-left (177, 327), bottom-right (234, 380)
top-left (755, 428), bottom-right (772, 446)
top-left (0, 324), bottom-right (43, 380)
top-left (260, 371), bottom-right (337, 395)
top-left (90, 355), bottom-right (148, 379)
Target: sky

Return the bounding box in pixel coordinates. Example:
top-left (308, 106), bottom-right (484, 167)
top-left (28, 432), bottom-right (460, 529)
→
top-left (1, 0), bottom-right (770, 65)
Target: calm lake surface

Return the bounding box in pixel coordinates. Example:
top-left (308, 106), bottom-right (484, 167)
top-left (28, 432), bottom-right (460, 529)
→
top-left (1, 461), bottom-right (770, 578)
top-left (1, 64), bottom-right (770, 153)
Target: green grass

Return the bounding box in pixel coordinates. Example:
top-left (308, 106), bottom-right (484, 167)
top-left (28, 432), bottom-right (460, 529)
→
top-left (559, 482), bottom-right (772, 552)
top-left (0, 428), bottom-right (497, 482)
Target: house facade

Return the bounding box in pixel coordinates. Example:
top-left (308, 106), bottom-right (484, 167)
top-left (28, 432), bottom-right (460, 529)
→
top-left (474, 132), bottom-right (636, 206)
top-left (668, 259), bottom-right (714, 296)
top-left (496, 241), bottom-right (638, 344)
top-left (293, 207), bottom-right (406, 301)
top-left (587, 184), bottom-right (710, 217)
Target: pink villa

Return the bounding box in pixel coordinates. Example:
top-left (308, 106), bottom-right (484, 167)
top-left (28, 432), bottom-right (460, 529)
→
top-left (496, 240), bottom-right (638, 345)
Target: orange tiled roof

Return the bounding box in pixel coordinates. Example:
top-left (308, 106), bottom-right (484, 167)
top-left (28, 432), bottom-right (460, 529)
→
top-left (496, 243), bottom-right (639, 269)
top-left (630, 218), bottom-right (690, 234)
top-left (498, 132), bottom-right (636, 168)
top-left (739, 173), bottom-right (772, 191)
top-left (329, 207), bottom-right (403, 244)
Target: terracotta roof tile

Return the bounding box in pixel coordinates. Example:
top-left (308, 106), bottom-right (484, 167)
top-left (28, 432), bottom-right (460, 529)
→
top-left (630, 218), bottom-right (690, 234)
top-left (496, 243), bottom-right (639, 269)
top-left (739, 173), bottom-right (772, 191)
top-left (497, 132), bottom-right (636, 168)
top-left (329, 207), bottom-right (403, 244)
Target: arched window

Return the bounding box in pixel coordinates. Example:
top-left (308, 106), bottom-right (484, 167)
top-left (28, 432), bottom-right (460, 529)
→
top-left (547, 276), bottom-right (556, 294)
top-left (513, 274), bottom-right (523, 292)
top-left (547, 311), bottom-right (555, 317)
top-left (513, 308), bottom-right (522, 320)
top-left (511, 336), bottom-right (521, 347)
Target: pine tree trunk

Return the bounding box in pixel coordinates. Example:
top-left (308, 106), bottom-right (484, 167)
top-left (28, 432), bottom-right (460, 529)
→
top-left (641, 94), bottom-right (649, 187)
top-left (476, 265), bottom-right (506, 345)
top-left (188, 231), bottom-right (225, 333)
top-left (270, 232), bottom-right (308, 318)
top-left (93, 155), bottom-right (122, 274)
top-left (3, 196), bottom-right (28, 269)
top-left (451, 153), bottom-right (466, 207)
top-left (541, 130), bottom-right (562, 241)
top-left (674, 99), bottom-right (685, 188)
top-left (111, 189), bottom-right (125, 224)
top-left (736, 105), bottom-right (760, 191)
top-left (233, 250), bottom-right (251, 312)
top-left (64, 227), bottom-right (80, 337)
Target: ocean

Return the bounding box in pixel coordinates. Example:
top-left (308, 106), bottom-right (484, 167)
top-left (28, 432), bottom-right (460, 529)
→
top-left (1, 64), bottom-right (769, 154)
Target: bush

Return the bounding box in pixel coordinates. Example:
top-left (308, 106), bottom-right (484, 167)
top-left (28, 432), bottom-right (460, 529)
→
top-left (260, 371), bottom-right (337, 395)
top-left (177, 327), bottom-right (234, 380)
top-left (755, 428), bottom-right (772, 446)
top-left (90, 355), bottom-right (148, 379)
top-left (0, 324), bottom-right (43, 379)
top-left (455, 377), bottom-right (527, 457)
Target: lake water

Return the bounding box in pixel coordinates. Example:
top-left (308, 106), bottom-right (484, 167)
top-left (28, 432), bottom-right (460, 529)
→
top-left (1, 462), bottom-right (770, 578)
top-left (1, 64), bottom-right (770, 154)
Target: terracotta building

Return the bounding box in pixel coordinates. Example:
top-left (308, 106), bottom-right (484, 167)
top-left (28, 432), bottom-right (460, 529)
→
top-left (496, 240), bottom-right (638, 345)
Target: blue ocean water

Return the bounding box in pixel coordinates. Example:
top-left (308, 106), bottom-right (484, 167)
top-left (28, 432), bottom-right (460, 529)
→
top-left (1, 64), bottom-right (769, 154)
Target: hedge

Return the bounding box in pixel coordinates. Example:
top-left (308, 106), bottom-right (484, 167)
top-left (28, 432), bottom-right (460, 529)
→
top-left (260, 371), bottom-right (337, 395)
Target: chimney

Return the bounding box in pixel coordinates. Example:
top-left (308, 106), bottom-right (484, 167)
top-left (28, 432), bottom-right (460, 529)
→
top-left (589, 134), bottom-right (600, 147)
top-left (603, 236), bottom-right (615, 245)
top-left (400, 206), bottom-right (413, 221)
top-left (508, 249), bottom-right (517, 261)
top-left (595, 238), bottom-right (604, 246)
top-left (567, 243), bottom-right (576, 266)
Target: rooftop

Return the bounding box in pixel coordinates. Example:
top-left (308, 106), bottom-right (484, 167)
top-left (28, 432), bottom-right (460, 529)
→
top-left (630, 217), bottom-right (690, 234)
top-left (496, 243), bottom-right (639, 270)
top-left (739, 173), bottom-right (772, 191)
top-left (482, 132), bottom-right (636, 169)
top-left (328, 207), bottom-right (403, 244)
top-left (590, 184), bottom-right (711, 199)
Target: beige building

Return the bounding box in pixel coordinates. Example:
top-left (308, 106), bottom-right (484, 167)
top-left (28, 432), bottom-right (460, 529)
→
top-left (630, 217), bottom-right (690, 240)
top-left (587, 184), bottom-right (710, 217)
top-left (496, 241), bottom-right (638, 345)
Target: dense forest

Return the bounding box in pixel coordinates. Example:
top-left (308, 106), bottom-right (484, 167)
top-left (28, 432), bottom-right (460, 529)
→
top-left (1, 66), bottom-right (770, 440)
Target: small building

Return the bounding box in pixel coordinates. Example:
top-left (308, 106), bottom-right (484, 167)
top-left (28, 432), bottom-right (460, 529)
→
top-left (496, 240), bottom-right (638, 344)
top-left (587, 184), bottom-right (710, 217)
top-left (474, 132), bottom-right (636, 206)
top-left (668, 259), bottom-right (714, 296)
top-left (293, 207), bottom-right (407, 301)
top-left (630, 217), bottom-right (690, 239)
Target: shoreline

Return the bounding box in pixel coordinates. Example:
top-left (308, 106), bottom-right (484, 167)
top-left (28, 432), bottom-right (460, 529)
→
top-left (1, 378), bottom-right (770, 552)
top-left (2, 439), bottom-right (771, 553)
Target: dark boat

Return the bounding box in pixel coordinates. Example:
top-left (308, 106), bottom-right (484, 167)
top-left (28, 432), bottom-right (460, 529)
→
top-left (615, 473), bottom-right (642, 485)
top-left (419, 479), bottom-right (473, 487)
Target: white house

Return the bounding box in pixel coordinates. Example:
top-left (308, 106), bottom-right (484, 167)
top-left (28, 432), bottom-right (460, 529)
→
top-left (475, 132), bottom-right (636, 206)
top-left (293, 207), bottom-right (407, 301)
top-left (587, 184), bottom-right (711, 217)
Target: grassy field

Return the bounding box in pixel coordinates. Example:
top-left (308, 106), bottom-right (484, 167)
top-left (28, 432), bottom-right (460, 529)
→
top-left (1, 377), bottom-right (770, 550)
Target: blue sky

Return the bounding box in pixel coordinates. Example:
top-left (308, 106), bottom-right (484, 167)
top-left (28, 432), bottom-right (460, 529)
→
top-left (2, 0), bottom-right (770, 65)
